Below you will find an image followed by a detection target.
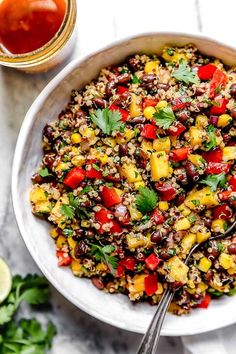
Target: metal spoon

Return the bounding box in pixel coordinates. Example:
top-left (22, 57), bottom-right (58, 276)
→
top-left (137, 219), bottom-right (236, 354)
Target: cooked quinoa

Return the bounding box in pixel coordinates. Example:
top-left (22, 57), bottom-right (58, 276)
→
top-left (30, 44), bottom-right (236, 315)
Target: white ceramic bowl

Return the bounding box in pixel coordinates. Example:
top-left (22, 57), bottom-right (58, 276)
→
top-left (12, 32), bottom-right (236, 335)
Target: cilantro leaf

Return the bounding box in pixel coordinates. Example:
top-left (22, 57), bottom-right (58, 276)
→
top-left (171, 61), bottom-right (199, 85)
top-left (90, 108), bottom-right (125, 135)
top-left (0, 305), bottom-right (15, 326)
top-left (38, 168), bottom-right (53, 178)
top-left (76, 207), bottom-right (90, 220)
top-left (62, 228), bottom-right (74, 237)
top-left (19, 288), bottom-right (49, 306)
top-left (200, 172), bottom-right (227, 191)
top-left (153, 106), bottom-right (176, 129)
top-left (80, 186), bottom-right (92, 195)
top-left (89, 243), bottom-right (117, 275)
top-left (191, 199), bottom-right (200, 207)
top-left (205, 125), bottom-right (217, 151)
top-left (60, 204), bottom-right (75, 220)
top-left (136, 186), bottom-right (158, 214)
top-left (68, 192), bottom-right (79, 209)
top-left (132, 75), bottom-right (140, 84)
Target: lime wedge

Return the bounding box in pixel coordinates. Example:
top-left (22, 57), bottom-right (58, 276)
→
top-left (0, 258), bottom-right (12, 304)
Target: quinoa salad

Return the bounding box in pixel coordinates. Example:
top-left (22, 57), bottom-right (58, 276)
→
top-left (30, 45), bottom-right (236, 315)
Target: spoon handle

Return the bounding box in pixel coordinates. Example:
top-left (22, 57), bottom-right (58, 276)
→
top-left (137, 288), bottom-right (174, 354)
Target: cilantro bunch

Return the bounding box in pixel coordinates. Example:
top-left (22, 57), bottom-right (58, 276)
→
top-left (0, 274), bottom-right (56, 354)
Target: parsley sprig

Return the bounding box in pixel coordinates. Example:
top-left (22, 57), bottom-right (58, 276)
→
top-left (205, 125), bottom-right (217, 151)
top-left (136, 186), bottom-right (158, 214)
top-left (153, 106), bottom-right (176, 129)
top-left (200, 172), bottom-right (227, 191)
top-left (60, 192), bottom-right (90, 221)
top-left (89, 243), bottom-right (118, 275)
top-left (90, 108), bottom-right (125, 135)
top-left (0, 275), bottom-right (56, 353)
top-left (171, 60), bottom-right (199, 85)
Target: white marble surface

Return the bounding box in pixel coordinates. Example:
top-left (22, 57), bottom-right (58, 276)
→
top-left (0, 0), bottom-right (236, 353)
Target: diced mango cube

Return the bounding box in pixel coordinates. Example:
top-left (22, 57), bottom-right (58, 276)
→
top-left (222, 146), bottom-right (236, 161)
top-left (181, 233), bottom-right (196, 253)
top-left (217, 114), bottom-right (232, 128)
top-left (119, 163), bottom-right (142, 183)
top-left (166, 256), bottom-right (189, 284)
top-left (143, 106), bottom-right (156, 120)
top-left (128, 205), bottom-right (143, 221)
top-left (150, 151), bottom-right (170, 181)
top-left (153, 137), bottom-right (171, 152)
top-left (195, 115), bottom-right (208, 128)
top-left (129, 93), bottom-right (142, 117)
top-left (159, 201), bottom-right (169, 211)
top-left (189, 127), bottom-right (204, 148)
top-left (174, 218), bottom-right (191, 231)
top-left (71, 133), bottom-right (81, 144)
top-left (198, 257), bottom-right (212, 272)
top-left (178, 203), bottom-right (191, 217)
top-left (30, 187), bottom-right (47, 204)
top-left (141, 139), bottom-right (153, 155)
top-left (211, 219), bottom-right (226, 233)
top-left (196, 231), bottom-right (211, 243)
top-left (219, 253), bottom-right (234, 270)
top-left (144, 61), bottom-right (159, 74)
top-left (128, 274), bottom-right (146, 294)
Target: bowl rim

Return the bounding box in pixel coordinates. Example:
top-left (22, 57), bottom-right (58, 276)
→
top-left (12, 31), bottom-right (236, 335)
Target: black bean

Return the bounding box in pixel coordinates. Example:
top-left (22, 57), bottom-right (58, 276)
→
top-left (174, 167), bottom-right (188, 185)
top-left (117, 73), bottom-right (131, 84)
top-left (74, 110), bottom-right (86, 119)
top-left (205, 269), bottom-right (214, 282)
top-left (159, 248), bottom-right (171, 260)
top-left (228, 243), bottom-right (236, 254)
top-left (119, 144), bottom-right (128, 157)
top-left (91, 277), bottom-right (104, 290)
top-left (230, 107), bottom-right (236, 120)
top-left (31, 173), bottom-right (43, 184)
top-left (86, 229), bottom-right (95, 238)
top-left (175, 110), bottom-right (190, 123)
top-left (156, 83), bottom-right (169, 91)
top-left (129, 116), bottom-right (146, 125)
top-left (43, 124), bottom-right (54, 141)
top-left (128, 57), bottom-right (140, 72)
top-left (195, 87), bottom-right (206, 96)
top-left (43, 153), bottom-right (55, 169)
top-left (230, 83), bottom-right (236, 97)
top-left (186, 161), bottom-right (200, 181)
top-left (105, 79), bottom-right (117, 97)
top-left (202, 217), bottom-right (212, 228)
top-left (93, 98), bottom-right (107, 109)
top-left (151, 231), bottom-right (163, 244)
top-left (175, 193), bottom-right (186, 206)
top-left (142, 74), bottom-right (156, 83)
top-left (74, 241), bottom-right (88, 257)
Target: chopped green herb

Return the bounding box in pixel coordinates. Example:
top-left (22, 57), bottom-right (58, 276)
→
top-left (191, 199), bottom-right (200, 207)
top-left (153, 105), bottom-right (176, 129)
top-left (228, 288), bottom-right (236, 296)
top-left (62, 228), bottom-right (74, 237)
top-left (60, 204), bottom-right (75, 220)
top-left (171, 60), bottom-right (200, 85)
top-left (188, 214), bottom-right (197, 223)
top-left (132, 74), bottom-right (140, 84)
top-left (39, 168), bottom-right (53, 178)
top-left (90, 108), bottom-right (125, 135)
top-left (200, 172), bottom-right (227, 191)
top-left (217, 242), bottom-right (223, 252)
top-left (80, 186), bottom-right (92, 195)
top-left (204, 99), bottom-right (221, 106)
top-left (92, 163), bottom-right (100, 171)
top-left (77, 207), bottom-right (90, 220)
top-left (205, 125), bottom-right (217, 151)
top-left (103, 165), bottom-right (109, 176)
top-left (167, 48), bottom-right (175, 56)
top-left (89, 243), bottom-right (117, 274)
top-left (136, 186), bottom-right (158, 214)
top-left (208, 288), bottom-right (223, 297)
top-left (168, 249), bottom-right (176, 256)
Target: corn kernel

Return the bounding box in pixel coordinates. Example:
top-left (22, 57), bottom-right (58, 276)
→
top-left (217, 114), bottom-right (232, 128)
top-left (156, 282), bottom-right (164, 295)
top-left (150, 151), bottom-right (170, 181)
top-left (195, 115), bottom-right (208, 128)
top-left (181, 233), bottom-right (196, 253)
top-left (96, 263), bottom-right (108, 272)
top-left (174, 217), bottom-right (191, 231)
top-left (156, 100), bottom-right (168, 110)
top-left (178, 203), bottom-right (191, 217)
top-left (129, 93), bottom-right (142, 118)
top-left (219, 253), bottom-right (234, 270)
top-left (196, 231), bottom-right (211, 243)
top-left (159, 201), bottom-right (169, 211)
top-left (56, 235), bottom-right (67, 249)
top-left (222, 146), bottom-right (236, 161)
top-left (144, 61), bottom-right (159, 74)
top-left (50, 227), bottom-right (58, 239)
top-left (71, 260), bottom-right (82, 274)
top-left (71, 133), bottom-right (81, 144)
top-left (211, 219), bottom-right (226, 233)
top-left (71, 155), bottom-right (86, 167)
top-left (141, 139), bottom-right (153, 155)
top-left (153, 137), bottom-right (171, 152)
top-left (198, 257), bottom-right (212, 272)
top-left (143, 106), bottom-right (156, 120)
top-left (128, 204), bottom-right (143, 221)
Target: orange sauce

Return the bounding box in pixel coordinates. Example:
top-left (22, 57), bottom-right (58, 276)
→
top-left (0, 0), bottom-right (66, 54)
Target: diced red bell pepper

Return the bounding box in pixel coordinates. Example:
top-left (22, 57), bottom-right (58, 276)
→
top-left (198, 64), bottom-right (217, 80)
top-left (197, 294), bottom-right (211, 309)
top-left (151, 208), bottom-right (165, 225)
top-left (120, 256), bottom-right (136, 270)
top-left (205, 162), bottom-right (231, 174)
top-left (155, 182), bottom-right (177, 201)
top-left (142, 98), bottom-right (158, 108)
top-left (229, 176), bottom-right (236, 191)
top-left (202, 148), bottom-right (223, 163)
top-left (144, 274), bottom-right (158, 296)
top-left (86, 167), bottom-right (103, 179)
top-left (167, 121), bottom-right (186, 136)
top-left (170, 147), bottom-right (190, 162)
top-left (116, 264), bottom-right (125, 277)
top-left (109, 104), bottom-right (129, 122)
top-left (117, 86), bottom-right (128, 94)
top-left (172, 99), bottom-right (187, 111)
top-left (209, 69), bottom-right (228, 98)
top-left (56, 251), bottom-right (72, 267)
top-left (101, 186), bottom-right (122, 208)
top-left (141, 124), bottom-right (157, 140)
top-left (218, 191), bottom-right (232, 201)
top-left (64, 167), bottom-right (86, 189)
top-left (145, 253), bottom-right (160, 271)
top-left (209, 98), bottom-right (229, 115)
top-left (95, 207), bottom-right (122, 234)
top-left (213, 203), bottom-right (233, 220)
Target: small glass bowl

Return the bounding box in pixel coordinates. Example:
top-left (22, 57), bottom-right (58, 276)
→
top-left (0, 0), bottom-right (77, 73)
